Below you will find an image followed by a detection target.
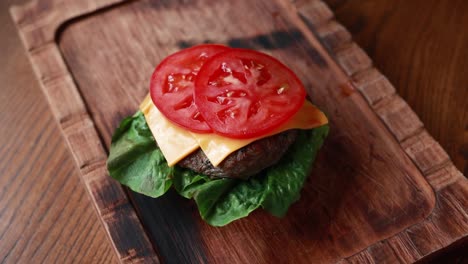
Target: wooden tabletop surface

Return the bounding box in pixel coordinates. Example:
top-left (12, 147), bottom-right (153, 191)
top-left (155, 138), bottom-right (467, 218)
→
top-left (0, 0), bottom-right (466, 263)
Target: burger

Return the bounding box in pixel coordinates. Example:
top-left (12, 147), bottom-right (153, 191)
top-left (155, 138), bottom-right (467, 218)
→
top-left (107, 44), bottom-right (329, 226)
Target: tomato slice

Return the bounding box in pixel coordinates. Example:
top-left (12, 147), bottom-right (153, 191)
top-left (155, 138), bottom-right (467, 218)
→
top-left (150, 44), bottom-right (230, 133)
top-left (194, 49), bottom-right (306, 139)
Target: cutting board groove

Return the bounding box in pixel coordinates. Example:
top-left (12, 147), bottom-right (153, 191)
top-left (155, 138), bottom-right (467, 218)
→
top-left (10, 0), bottom-right (467, 263)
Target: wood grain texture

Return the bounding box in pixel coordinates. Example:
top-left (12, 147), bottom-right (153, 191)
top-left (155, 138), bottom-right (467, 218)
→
top-left (56, 0), bottom-right (454, 262)
top-left (296, 1), bottom-right (468, 262)
top-left (0, 1), bottom-right (117, 262)
top-left (9, 0), bottom-right (467, 263)
top-left (9, 0), bottom-right (160, 263)
top-left (323, 0), bottom-right (468, 176)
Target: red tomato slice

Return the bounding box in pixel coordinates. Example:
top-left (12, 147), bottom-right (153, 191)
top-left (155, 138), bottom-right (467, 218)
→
top-left (194, 49), bottom-right (306, 139)
top-left (150, 44), bottom-right (230, 133)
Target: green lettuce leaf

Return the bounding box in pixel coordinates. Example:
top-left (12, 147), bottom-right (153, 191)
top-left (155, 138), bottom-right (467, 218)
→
top-left (262, 126), bottom-right (329, 217)
top-left (172, 167), bottom-right (211, 198)
top-left (186, 174), bottom-right (266, 226)
top-left (107, 111), bottom-right (328, 226)
top-left (107, 111), bottom-right (173, 198)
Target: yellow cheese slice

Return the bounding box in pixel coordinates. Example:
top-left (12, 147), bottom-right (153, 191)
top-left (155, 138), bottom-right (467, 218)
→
top-left (190, 100), bottom-right (328, 166)
top-left (140, 95), bottom-right (328, 167)
top-left (140, 95), bottom-right (199, 166)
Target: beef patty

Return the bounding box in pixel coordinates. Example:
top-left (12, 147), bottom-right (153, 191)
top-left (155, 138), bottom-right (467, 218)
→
top-left (178, 130), bottom-right (298, 179)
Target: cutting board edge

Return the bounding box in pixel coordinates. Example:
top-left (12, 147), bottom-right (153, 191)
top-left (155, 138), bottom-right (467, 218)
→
top-left (9, 0), bottom-right (467, 263)
top-left (292, 1), bottom-right (467, 262)
top-left (9, 0), bottom-right (161, 264)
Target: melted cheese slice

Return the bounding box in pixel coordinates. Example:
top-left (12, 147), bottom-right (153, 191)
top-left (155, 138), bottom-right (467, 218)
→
top-left (140, 95), bottom-right (328, 167)
top-left (140, 95), bottom-right (199, 166)
top-left (190, 101), bottom-right (328, 166)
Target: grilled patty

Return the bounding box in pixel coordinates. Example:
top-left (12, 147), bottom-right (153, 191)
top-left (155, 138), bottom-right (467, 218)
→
top-left (178, 130), bottom-right (298, 179)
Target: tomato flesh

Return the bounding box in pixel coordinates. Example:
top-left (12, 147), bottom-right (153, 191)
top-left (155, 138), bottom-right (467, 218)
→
top-left (194, 49), bottom-right (306, 138)
top-left (150, 44), bottom-right (230, 132)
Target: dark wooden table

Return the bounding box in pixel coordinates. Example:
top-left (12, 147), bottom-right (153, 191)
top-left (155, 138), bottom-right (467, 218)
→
top-left (0, 0), bottom-right (466, 263)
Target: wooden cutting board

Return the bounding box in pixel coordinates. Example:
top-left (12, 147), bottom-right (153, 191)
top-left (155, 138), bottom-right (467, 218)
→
top-left (10, 0), bottom-right (467, 263)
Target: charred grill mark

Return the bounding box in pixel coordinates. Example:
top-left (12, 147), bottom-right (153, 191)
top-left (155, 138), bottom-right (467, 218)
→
top-left (228, 30), bottom-right (304, 50)
top-left (176, 30), bottom-right (328, 68)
